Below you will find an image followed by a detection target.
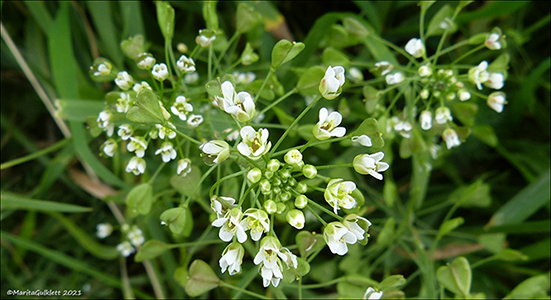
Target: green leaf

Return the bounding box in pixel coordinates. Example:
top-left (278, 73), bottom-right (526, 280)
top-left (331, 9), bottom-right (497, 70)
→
top-left (126, 183), bottom-right (154, 215)
top-left (135, 240), bottom-right (171, 262)
top-left (378, 274), bottom-right (406, 291)
top-left (436, 256), bottom-right (472, 297)
top-left (1, 191), bottom-right (92, 213)
top-left (296, 65), bottom-right (325, 97)
top-left (383, 179), bottom-right (398, 207)
top-left (487, 169), bottom-right (550, 228)
top-left (377, 217), bottom-right (395, 247)
top-left (24, 1), bottom-right (53, 33)
top-left (202, 1), bottom-right (219, 31)
top-left (236, 3), bottom-right (262, 34)
top-left (520, 238), bottom-right (551, 261)
top-left (55, 99), bottom-right (104, 122)
top-left (322, 47), bottom-right (350, 68)
top-left (160, 206), bottom-right (193, 237)
top-left (353, 118), bottom-right (384, 148)
top-left (170, 166), bottom-right (202, 197)
top-left (296, 257), bottom-right (310, 277)
top-left (410, 153), bottom-right (431, 208)
top-left (272, 106), bottom-right (295, 127)
top-left (156, 1), bottom-right (175, 41)
top-left (246, 79), bottom-right (275, 101)
top-left (399, 126), bottom-right (426, 159)
top-left (488, 53), bottom-right (510, 79)
top-left (448, 179), bottom-right (492, 208)
top-left (504, 274), bottom-right (550, 299)
top-left (478, 233), bottom-right (506, 253)
top-left (87, 2), bottom-right (123, 67)
top-left (437, 217), bottom-right (464, 240)
top-left (449, 102), bottom-right (478, 127)
top-left (119, 1), bottom-right (145, 39)
top-left (426, 5), bottom-right (457, 37)
top-left (296, 231), bottom-right (325, 258)
top-left (492, 248), bottom-right (528, 262)
top-left (126, 89), bottom-right (164, 124)
top-left (50, 212), bottom-right (119, 260)
top-left (185, 259), bottom-right (220, 297)
top-left (472, 125), bottom-right (498, 147)
top-left (271, 39), bottom-right (305, 69)
top-left (419, 1), bottom-right (437, 13)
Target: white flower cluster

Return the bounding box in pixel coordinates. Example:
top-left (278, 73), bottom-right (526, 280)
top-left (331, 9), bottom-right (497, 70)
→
top-left (114, 225), bottom-right (145, 257)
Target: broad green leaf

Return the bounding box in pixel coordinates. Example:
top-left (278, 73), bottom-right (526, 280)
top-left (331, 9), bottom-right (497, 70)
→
top-left (437, 217), bottom-right (464, 240)
top-left (399, 126), bottom-right (426, 159)
top-left (271, 39), bottom-right (305, 69)
top-left (202, 1), bottom-right (219, 31)
top-left (50, 212), bottom-right (119, 260)
top-left (55, 99), bottom-right (104, 122)
top-left (120, 34), bottom-right (147, 60)
top-left (419, 1), bottom-right (437, 13)
top-left (160, 206), bottom-right (193, 237)
top-left (488, 53), bottom-right (510, 79)
top-left (135, 240), bottom-right (171, 262)
top-left (126, 89), bottom-right (164, 124)
top-left (126, 183), bottom-right (154, 215)
top-left (449, 102), bottom-right (478, 127)
top-left (87, 2), bottom-right (123, 67)
top-left (378, 274), bottom-right (406, 291)
top-left (436, 256), bottom-right (472, 297)
top-left (478, 233), bottom-right (506, 253)
top-left (504, 274), bottom-right (550, 299)
top-left (185, 259), bottom-right (220, 297)
top-left (1, 191), bottom-right (92, 213)
top-left (246, 79), bottom-right (275, 101)
top-left (156, 1), bottom-right (175, 41)
top-left (236, 3), bottom-right (262, 34)
top-left (170, 166), bottom-right (202, 197)
top-left (296, 231), bottom-right (325, 258)
top-left (24, 1), bottom-right (53, 33)
top-left (322, 47), bottom-right (350, 68)
top-left (472, 125), bottom-right (498, 147)
top-left (426, 5), bottom-right (457, 37)
top-left (272, 106), bottom-right (295, 126)
top-left (119, 1), bottom-right (145, 39)
top-left (487, 169), bottom-right (550, 227)
top-left (485, 219), bottom-right (551, 234)
top-left (296, 65), bottom-right (325, 97)
top-left (492, 248), bottom-right (528, 262)
top-left (520, 238), bottom-right (551, 261)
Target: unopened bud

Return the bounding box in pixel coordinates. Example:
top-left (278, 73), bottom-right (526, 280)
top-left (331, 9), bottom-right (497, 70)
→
top-left (247, 168), bottom-right (262, 183)
top-left (295, 195), bottom-right (308, 209)
top-left (284, 149), bottom-right (303, 165)
top-left (280, 191), bottom-right (292, 202)
top-left (276, 202), bottom-right (286, 214)
top-left (264, 200), bottom-right (277, 214)
top-left (259, 179), bottom-right (271, 194)
top-left (296, 182), bottom-right (308, 194)
top-left (302, 164), bottom-right (317, 179)
top-left (286, 209), bottom-right (305, 229)
top-left (267, 159), bottom-right (281, 172)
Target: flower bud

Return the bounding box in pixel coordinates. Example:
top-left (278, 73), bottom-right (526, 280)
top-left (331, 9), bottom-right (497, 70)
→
top-left (264, 170), bottom-right (274, 179)
top-left (280, 191), bottom-right (292, 202)
top-left (247, 168), bottom-right (263, 183)
top-left (286, 209), bottom-right (305, 229)
top-left (302, 164), bottom-right (317, 179)
top-left (280, 169), bottom-right (291, 180)
top-left (319, 66), bottom-right (345, 100)
top-left (272, 177), bottom-right (282, 187)
top-left (296, 182), bottom-right (308, 194)
top-left (295, 195), bottom-right (308, 209)
top-left (137, 53), bottom-right (156, 70)
top-left (264, 200), bottom-right (277, 214)
top-left (267, 159), bottom-right (281, 172)
top-left (259, 179), bottom-right (271, 194)
top-left (418, 64), bottom-right (432, 77)
top-left (276, 202), bottom-right (286, 214)
top-left (284, 149), bottom-right (303, 165)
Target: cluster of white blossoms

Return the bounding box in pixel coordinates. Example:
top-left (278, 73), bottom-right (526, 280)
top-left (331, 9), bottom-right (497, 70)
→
top-left (96, 224), bottom-right (145, 258)
top-left (369, 29), bottom-right (508, 152)
top-left (92, 50), bottom-right (208, 178)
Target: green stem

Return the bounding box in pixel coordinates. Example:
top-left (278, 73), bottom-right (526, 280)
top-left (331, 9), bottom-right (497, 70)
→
top-left (1, 138), bottom-right (71, 170)
top-left (254, 68), bottom-right (274, 103)
top-left (220, 281), bottom-right (270, 299)
top-left (368, 34), bottom-right (420, 66)
top-left (297, 277), bottom-right (344, 289)
top-left (172, 127), bottom-right (202, 145)
top-left (183, 164), bottom-right (217, 206)
top-left (169, 239), bottom-right (226, 249)
top-left (148, 162), bottom-right (166, 184)
top-left (216, 32), bottom-right (240, 67)
top-left (449, 44), bottom-right (485, 67)
top-left (269, 95), bottom-right (322, 156)
top-left (257, 88), bottom-right (298, 118)
top-left (305, 205), bottom-right (327, 226)
top-left (316, 163), bottom-right (353, 170)
top-left (308, 199), bottom-right (343, 221)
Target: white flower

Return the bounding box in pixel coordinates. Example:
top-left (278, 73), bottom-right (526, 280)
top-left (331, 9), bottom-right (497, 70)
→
top-left (429, 143), bottom-right (442, 160)
top-left (117, 124), bottom-right (133, 140)
top-left (363, 287), bottom-right (384, 300)
top-left (170, 96), bottom-right (193, 121)
top-left (127, 227), bottom-right (145, 247)
top-left (184, 72), bottom-right (199, 84)
top-left (487, 92), bottom-right (507, 113)
top-left (237, 126), bottom-right (271, 160)
top-left (485, 72), bottom-right (504, 90)
top-left (375, 61), bottom-right (393, 76)
top-left (343, 214), bottom-right (372, 241)
top-left (96, 223), bottom-right (113, 239)
top-left (324, 179), bottom-right (357, 214)
top-left (126, 156), bottom-right (146, 175)
top-left (419, 110), bottom-right (433, 130)
top-left (319, 65), bottom-right (345, 100)
top-left (137, 53), bottom-right (156, 70)
top-left (351, 135), bottom-right (373, 147)
top-left (442, 128), bottom-right (461, 149)
top-left (97, 110), bottom-right (114, 136)
top-left (233, 71), bottom-right (256, 85)
top-left (418, 64), bottom-right (432, 77)
top-left (152, 63), bottom-right (169, 81)
top-left (253, 237), bottom-right (291, 288)
top-left (155, 142), bottom-right (177, 162)
top-left (116, 241), bottom-right (134, 257)
top-left (435, 107), bottom-right (453, 124)
top-left (469, 61), bottom-right (490, 90)
top-left (127, 137), bottom-right (148, 157)
top-left (420, 89), bottom-right (430, 99)
top-left (349, 67), bottom-right (364, 82)
top-left (485, 33), bottom-right (502, 50)
top-left (196, 32), bottom-right (216, 47)
top-left (405, 38), bottom-right (425, 58)
top-left (286, 209), bottom-right (305, 229)
top-left (353, 152), bottom-right (389, 180)
top-left (284, 149), bottom-right (303, 166)
top-left (393, 118), bottom-right (413, 138)
top-left (176, 55), bottom-right (196, 73)
top-left (200, 140), bottom-right (231, 164)
top-left (94, 63), bottom-right (111, 77)
top-left (212, 207), bottom-right (248, 243)
top-left (385, 72), bottom-right (404, 85)
top-left (219, 242), bottom-right (245, 275)
top-left (210, 196), bottom-right (237, 219)
top-left (101, 139), bottom-right (117, 157)
top-left (177, 158), bottom-right (192, 177)
top-left (457, 88), bottom-right (471, 101)
top-left (313, 107), bottom-right (347, 140)
top-left (216, 81), bottom-right (256, 122)
top-left (156, 124), bottom-right (176, 139)
top-left (115, 71), bottom-right (134, 90)
top-left (324, 222), bottom-right (357, 255)
top-left (132, 81), bottom-right (152, 93)
top-left (187, 114), bottom-right (204, 127)
top-left (243, 208), bottom-right (270, 241)
top-left (116, 92), bottom-right (131, 113)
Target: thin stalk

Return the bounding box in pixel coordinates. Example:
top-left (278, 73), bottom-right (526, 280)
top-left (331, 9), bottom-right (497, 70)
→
top-left (1, 138), bottom-right (71, 170)
top-left (308, 199), bottom-right (343, 221)
top-left (148, 162), bottom-right (166, 184)
top-left (209, 168), bottom-right (248, 197)
top-left (253, 69), bottom-right (274, 103)
top-left (257, 88), bottom-right (297, 118)
top-left (142, 260), bottom-right (165, 299)
top-left (183, 164), bottom-right (217, 207)
top-left (305, 205), bottom-right (327, 226)
top-left (220, 281), bottom-right (270, 299)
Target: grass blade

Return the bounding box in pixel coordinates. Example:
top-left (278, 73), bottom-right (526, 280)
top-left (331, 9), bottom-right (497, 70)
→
top-left (1, 191), bottom-right (92, 213)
